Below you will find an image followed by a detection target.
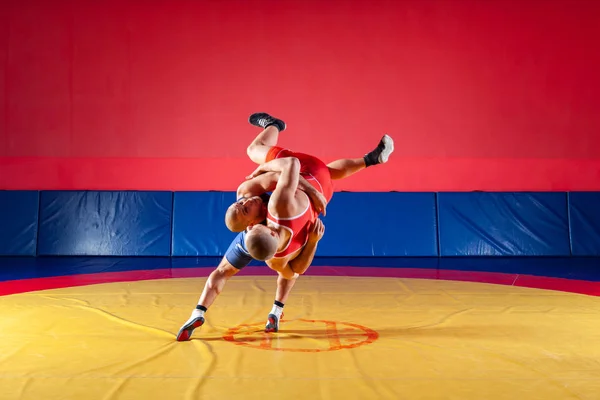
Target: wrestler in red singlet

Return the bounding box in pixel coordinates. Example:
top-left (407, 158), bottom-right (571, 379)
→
top-left (264, 146), bottom-right (333, 258)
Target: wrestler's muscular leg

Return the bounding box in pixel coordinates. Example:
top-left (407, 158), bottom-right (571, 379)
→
top-left (275, 274), bottom-right (297, 304)
top-left (246, 113), bottom-right (287, 164)
top-left (246, 126), bottom-right (281, 164)
top-left (197, 262), bottom-right (240, 309)
top-left (327, 158), bottom-right (366, 180)
top-left (265, 273), bottom-right (298, 333)
top-left (176, 258), bottom-right (240, 341)
top-left (327, 134), bottom-right (394, 180)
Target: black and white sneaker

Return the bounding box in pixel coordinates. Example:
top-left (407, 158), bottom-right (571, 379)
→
top-left (376, 134), bottom-right (394, 163)
top-left (364, 134), bottom-right (394, 166)
top-left (249, 113), bottom-right (286, 132)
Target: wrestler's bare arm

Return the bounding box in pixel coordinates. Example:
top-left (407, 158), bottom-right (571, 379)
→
top-left (237, 171), bottom-right (327, 215)
top-left (246, 157), bottom-right (302, 215)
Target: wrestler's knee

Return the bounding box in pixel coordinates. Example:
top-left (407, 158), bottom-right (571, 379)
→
top-left (207, 262), bottom-right (239, 293)
top-left (247, 143), bottom-right (276, 165)
top-left (275, 268), bottom-right (299, 281)
top-left (246, 143), bottom-right (256, 159)
top-left (246, 144), bottom-right (265, 163)
top-left (216, 261), bottom-right (240, 278)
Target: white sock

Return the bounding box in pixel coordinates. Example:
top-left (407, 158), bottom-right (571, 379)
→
top-left (183, 308), bottom-right (204, 325)
top-left (270, 303), bottom-right (284, 318)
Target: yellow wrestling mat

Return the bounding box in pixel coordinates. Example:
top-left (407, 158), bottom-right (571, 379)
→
top-left (1, 276), bottom-right (600, 399)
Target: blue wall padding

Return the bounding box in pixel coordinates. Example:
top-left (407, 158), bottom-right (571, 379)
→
top-left (38, 191), bottom-right (173, 256)
top-left (569, 192), bottom-right (600, 256)
top-left (0, 191), bottom-right (39, 256)
top-left (3, 190), bottom-right (597, 258)
top-left (437, 192), bottom-right (570, 256)
top-left (318, 192), bottom-right (439, 256)
top-left (171, 191), bottom-right (237, 256)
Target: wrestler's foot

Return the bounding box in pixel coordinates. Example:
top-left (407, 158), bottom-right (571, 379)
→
top-left (265, 313), bottom-right (282, 333)
top-left (364, 134), bottom-right (394, 167)
top-left (176, 316), bottom-right (205, 341)
top-left (249, 112), bottom-right (286, 132)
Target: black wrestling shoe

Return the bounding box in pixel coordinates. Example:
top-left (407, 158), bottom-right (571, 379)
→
top-left (364, 134), bottom-right (394, 166)
top-left (249, 113), bottom-right (286, 132)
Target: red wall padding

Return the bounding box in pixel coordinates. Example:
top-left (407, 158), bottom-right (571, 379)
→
top-left (1, 0), bottom-right (599, 191)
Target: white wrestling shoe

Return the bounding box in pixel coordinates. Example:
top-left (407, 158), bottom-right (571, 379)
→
top-left (378, 134), bottom-right (394, 163)
top-left (176, 315), bottom-right (205, 341)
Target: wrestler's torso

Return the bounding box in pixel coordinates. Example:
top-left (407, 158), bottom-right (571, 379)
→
top-left (266, 191), bottom-right (315, 263)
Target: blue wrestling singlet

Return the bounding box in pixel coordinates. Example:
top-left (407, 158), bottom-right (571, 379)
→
top-left (224, 230), bottom-right (253, 269)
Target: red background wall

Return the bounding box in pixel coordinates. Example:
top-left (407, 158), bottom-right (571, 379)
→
top-left (1, 0), bottom-right (599, 191)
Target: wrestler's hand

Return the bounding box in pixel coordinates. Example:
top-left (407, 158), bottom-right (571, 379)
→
top-left (307, 218), bottom-right (325, 244)
top-left (308, 190), bottom-right (327, 216)
top-left (245, 159), bottom-right (280, 180)
top-left (245, 164), bottom-right (266, 180)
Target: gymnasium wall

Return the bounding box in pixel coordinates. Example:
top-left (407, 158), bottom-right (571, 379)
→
top-left (1, 0), bottom-right (600, 192)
